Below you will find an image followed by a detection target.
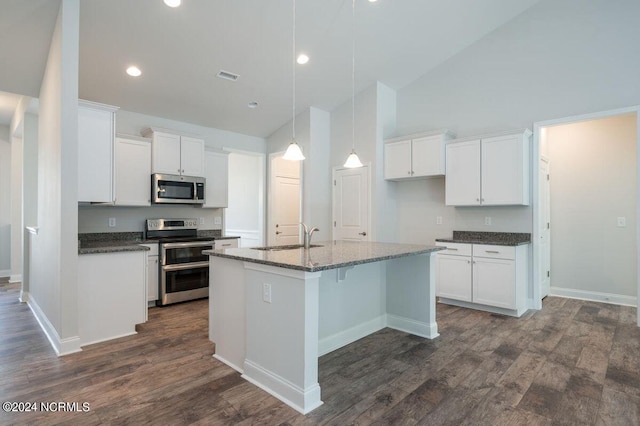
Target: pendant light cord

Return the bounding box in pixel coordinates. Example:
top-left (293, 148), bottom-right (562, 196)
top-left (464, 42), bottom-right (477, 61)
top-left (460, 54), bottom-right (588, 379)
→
top-left (351, 0), bottom-right (355, 152)
top-left (292, 0), bottom-right (296, 140)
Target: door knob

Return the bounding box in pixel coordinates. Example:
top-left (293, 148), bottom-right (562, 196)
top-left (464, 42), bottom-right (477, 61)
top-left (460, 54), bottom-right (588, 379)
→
top-left (359, 231), bottom-right (367, 236)
top-left (276, 231), bottom-right (282, 235)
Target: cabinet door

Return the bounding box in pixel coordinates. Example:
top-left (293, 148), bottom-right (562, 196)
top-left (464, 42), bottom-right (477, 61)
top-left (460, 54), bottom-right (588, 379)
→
top-left (436, 254), bottom-right (472, 301)
top-left (481, 134), bottom-right (528, 205)
top-left (412, 135), bottom-right (445, 177)
top-left (203, 150), bottom-right (229, 208)
top-left (384, 140), bottom-right (412, 180)
top-left (152, 132), bottom-right (181, 175)
top-left (114, 138), bottom-right (151, 206)
top-left (180, 136), bottom-right (205, 177)
top-left (78, 104), bottom-right (115, 202)
top-left (473, 258), bottom-right (515, 309)
top-left (147, 255), bottom-right (158, 302)
top-left (445, 140), bottom-right (481, 206)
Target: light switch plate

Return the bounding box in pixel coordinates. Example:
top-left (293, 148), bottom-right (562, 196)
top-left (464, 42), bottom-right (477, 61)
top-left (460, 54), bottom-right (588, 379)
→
top-left (199, 217), bottom-right (205, 225)
top-left (484, 217), bottom-right (492, 226)
top-left (617, 217), bottom-right (627, 227)
top-left (262, 283), bottom-right (272, 303)
top-left (108, 217), bottom-right (116, 228)
top-left (436, 216), bottom-right (442, 225)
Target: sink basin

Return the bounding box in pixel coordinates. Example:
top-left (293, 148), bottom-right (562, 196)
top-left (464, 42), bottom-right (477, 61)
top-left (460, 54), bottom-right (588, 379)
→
top-left (252, 244), bottom-right (323, 251)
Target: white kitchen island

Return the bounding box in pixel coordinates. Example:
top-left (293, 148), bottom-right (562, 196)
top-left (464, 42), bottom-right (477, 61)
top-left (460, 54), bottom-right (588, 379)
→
top-left (205, 240), bottom-right (443, 414)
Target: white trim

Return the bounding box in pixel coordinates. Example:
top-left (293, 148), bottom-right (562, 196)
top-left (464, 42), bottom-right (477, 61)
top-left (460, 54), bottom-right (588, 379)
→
top-left (226, 229), bottom-right (260, 248)
top-left (9, 274), bottom-right (22, 283)
top-left (532, 106), bottom-right (640, 327)
top-left (242, 360), bottom-right (323, 415)
top-left (213, 354), bottom-right (244, 374)
top-left (318, 314), bottom-right (386, 356)
top-left (0, 269), bottom-right (10, 278)
top-left (19, 289), bottom-right (29, 303)
top-left (550, 287), bottom-right (637, 307)
top-left (27, 295), bottom-right (82, 356)
top-left (26, 226), bottom-right (38, 235)
top-left (386, 313), bottom-right (440, 338)
top-left (81, 331), bottom-right (138, 348)
top-left (438, 299), bottom-right (527, 318)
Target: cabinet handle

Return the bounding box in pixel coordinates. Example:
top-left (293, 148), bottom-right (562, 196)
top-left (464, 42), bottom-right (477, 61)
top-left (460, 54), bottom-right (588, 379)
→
top-left (359, 232), bottom-right (367, 236)
top-left (411, 171), bottom-right (415, 175)
top-left (275, 231), bottom-right (282, 235)
top-left (476, 198), bottom-right (480, 202)
top-left (485, 250), bottom-right (500, 254)
top-left (446, 248), bottom-right (458, 251)
top-left (221, 243), bottom-right (232, 247)
top-left (407, 171), bottom-right (411, 175)
top-left (481, 198), bottom-right (485, 202)
top-left (467, 260), bottom-right (471, 264)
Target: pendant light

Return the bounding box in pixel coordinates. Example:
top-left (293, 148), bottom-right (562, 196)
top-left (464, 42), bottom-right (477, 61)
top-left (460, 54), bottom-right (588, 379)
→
top-left (343, 0), bottom-right (363, 169)
top-left (283, 0), bottom-right (305, 161)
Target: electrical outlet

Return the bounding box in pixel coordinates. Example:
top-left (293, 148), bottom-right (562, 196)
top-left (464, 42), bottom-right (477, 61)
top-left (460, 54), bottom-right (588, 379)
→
top-left (617, 217), bottom-right (627, 227)
top-left (214, 217), bottom-right (222, 225)
top-left (108, 217), bottom-right (116, 228)
top-left (436, 216), bottom-right (442, 225)
top-left (262, 283), bottom-right (272, 303)
top-left (484, 217), bottom-right (492, 226)
top-left (199, 217), bottom-right (205, 225)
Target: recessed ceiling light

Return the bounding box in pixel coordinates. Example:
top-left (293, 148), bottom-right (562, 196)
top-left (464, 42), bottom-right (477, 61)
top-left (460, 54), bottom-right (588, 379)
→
top-left (126, 66), bottom-right (142, 77)
top-left (248, 102), bottom-right (259, 109)
top-left (368, 0), bottom-right (378, 2)
top-left (164, 0), bottom-right (181, 7)
top-left (296, 54), bottom-right (309, 65)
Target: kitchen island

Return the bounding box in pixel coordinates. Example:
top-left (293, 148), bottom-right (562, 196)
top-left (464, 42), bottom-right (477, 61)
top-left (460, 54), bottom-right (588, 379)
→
top-left (205, 240), bottom-right (442, 414)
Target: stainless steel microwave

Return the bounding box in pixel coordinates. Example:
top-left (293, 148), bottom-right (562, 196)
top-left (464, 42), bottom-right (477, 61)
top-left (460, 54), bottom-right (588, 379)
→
top-left (152, 174), bottom-right (205, 205)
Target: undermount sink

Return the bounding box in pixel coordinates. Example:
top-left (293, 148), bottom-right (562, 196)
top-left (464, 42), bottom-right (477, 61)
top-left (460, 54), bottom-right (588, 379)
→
top-left (252, 244), bottom-right (324, 251)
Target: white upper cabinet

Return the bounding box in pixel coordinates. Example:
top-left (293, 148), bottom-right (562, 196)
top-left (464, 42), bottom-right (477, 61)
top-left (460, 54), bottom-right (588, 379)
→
top-left (384, 131), bottom-right (453, 180)
top-left (143, 128), bottom-right (205, 177)
top-left (78, 100), bottom-right (118, 203)
top-left (445, 130), bottom-right (531, 206)
top-left (114, 135), bottom-right (152, 206)
top-left (203, 149), bottom-right (229, 208)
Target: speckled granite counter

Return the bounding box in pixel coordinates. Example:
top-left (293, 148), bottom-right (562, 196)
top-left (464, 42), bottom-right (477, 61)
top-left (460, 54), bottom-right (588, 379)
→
top-left (77, 231), bottom-right (238, 255)
top-left (204, 240), bottom-right (443, 272)
top-left (436, 231), bottom-right (531, 246)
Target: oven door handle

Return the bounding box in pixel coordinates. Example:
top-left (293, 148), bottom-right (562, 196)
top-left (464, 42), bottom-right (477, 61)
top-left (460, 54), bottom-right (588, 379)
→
top-left (161, 241), bottom-right (214, 249)
top-left (162, 261), bottom-right (209, 271)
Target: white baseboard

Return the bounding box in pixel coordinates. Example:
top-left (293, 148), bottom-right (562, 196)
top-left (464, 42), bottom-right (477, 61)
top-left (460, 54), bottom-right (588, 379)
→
top-left (9, 274), bottom-right (22, 283)
top-left (81, 331), bottom-right (137, 348)
top-left (386, 314), bottom-right (439, 339)
top-left (242, 359), bottom-right (323, 415)
top-left (550, 286), bottom-right (637, 307)
top-left (438, 298), bottom-right (526, 317)
top-left (19, 289), bottom-right (29, 303)
top-left (318, 315), bottom-right (386, 356)
top-left (0, 269), bottom-right (10, 278)
top-left (213, 354), bottom-right (244, 374)
top-left (27, 295), bottom-right (82, 356)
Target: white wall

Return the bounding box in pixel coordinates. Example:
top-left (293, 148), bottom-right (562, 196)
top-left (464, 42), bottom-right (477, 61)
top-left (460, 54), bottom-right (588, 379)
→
top-left (267, 107), bottom-right (333, 242)
top-left (330, 82), bottom-right (397, 242)
top-left (394, 0), bottom-right (640, 241)
top-left (30, 0), bottom-right (80, 354)
top-left (10, 129), bottom-right (22, 282)
top-left (547, 114), bottom-right (637, 298)
top-left (0, 125), bottom-right (10, 276)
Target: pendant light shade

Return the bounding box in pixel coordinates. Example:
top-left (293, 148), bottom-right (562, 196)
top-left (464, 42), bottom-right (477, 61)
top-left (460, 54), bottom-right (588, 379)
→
top-left (283, 140), bottom-right (305, 160)
top-left (283, 0), bottom-right (304, 162)
top-left (343, 0), bottom-right (363, 168)
top-left (344, 149), bottom-right (364, 168)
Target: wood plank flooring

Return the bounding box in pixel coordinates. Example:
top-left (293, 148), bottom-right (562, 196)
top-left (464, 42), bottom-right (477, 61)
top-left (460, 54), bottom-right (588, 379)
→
top-left (1, 281), bottom-right (638, 425)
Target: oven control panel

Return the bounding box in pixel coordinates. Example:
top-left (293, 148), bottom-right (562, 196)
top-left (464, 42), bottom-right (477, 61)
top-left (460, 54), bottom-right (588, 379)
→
top-left (146, 218), bottom-right (198, 231)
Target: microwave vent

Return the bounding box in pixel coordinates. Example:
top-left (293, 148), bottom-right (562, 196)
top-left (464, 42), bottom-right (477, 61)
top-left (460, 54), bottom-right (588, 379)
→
top-left (216, 70), bottom-right (240, 81)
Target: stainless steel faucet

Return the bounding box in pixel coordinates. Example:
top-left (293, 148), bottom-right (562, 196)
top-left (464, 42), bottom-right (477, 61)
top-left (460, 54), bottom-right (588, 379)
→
top-left (300, 222), bottom-right (319, 249)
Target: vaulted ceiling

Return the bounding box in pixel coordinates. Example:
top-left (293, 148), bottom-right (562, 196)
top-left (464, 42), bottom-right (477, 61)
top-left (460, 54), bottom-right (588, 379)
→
top-left (0, 0), bottom-right (541, 136)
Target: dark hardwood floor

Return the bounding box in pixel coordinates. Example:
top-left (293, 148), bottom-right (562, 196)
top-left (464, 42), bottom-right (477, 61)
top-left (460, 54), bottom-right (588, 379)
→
top-left (1, 281), bottom-right (638, 425)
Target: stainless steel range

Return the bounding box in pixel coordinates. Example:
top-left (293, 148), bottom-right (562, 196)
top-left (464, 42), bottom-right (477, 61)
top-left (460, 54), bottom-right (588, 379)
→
top-left (145, 218), bottom-right (213, 306)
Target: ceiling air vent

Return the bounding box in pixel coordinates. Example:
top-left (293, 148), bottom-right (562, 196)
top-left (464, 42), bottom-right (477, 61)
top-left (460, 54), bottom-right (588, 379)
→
top-left (216, 70), bottom-right (240, 82)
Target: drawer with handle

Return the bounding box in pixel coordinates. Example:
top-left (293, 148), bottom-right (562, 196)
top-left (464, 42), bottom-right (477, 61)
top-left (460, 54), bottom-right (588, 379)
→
top-left (435, 242), bottom-right (471, 256)
top-left (472, 244), bottom-right (515, 260)
top-left (214, 239), bottom-right (239, 249)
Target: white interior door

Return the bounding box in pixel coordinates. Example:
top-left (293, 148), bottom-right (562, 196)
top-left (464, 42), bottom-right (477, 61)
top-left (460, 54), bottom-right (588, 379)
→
top-left (333, 166), bottom-right (370, 240)
top-left (269, 155), bottom-right (301, 245)
top-left (539, 158), bottom-right (551, 298)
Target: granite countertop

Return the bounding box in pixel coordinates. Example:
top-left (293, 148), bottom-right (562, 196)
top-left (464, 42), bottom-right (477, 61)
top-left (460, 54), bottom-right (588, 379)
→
top-left (77, 231), bottom-right (239, 255)
top-left (435, 231), bottom-right (531, 246)
top-left (204, 240), bottom-right (443, 272)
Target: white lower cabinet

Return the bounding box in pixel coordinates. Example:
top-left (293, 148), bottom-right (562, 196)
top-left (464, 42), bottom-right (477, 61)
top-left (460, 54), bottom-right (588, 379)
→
top-left (214, 238), bottom-right (239, 249)
top-left (436, 242), bottom-right (528, 316)
top-left (140, 244), bottom-right (159, 304)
